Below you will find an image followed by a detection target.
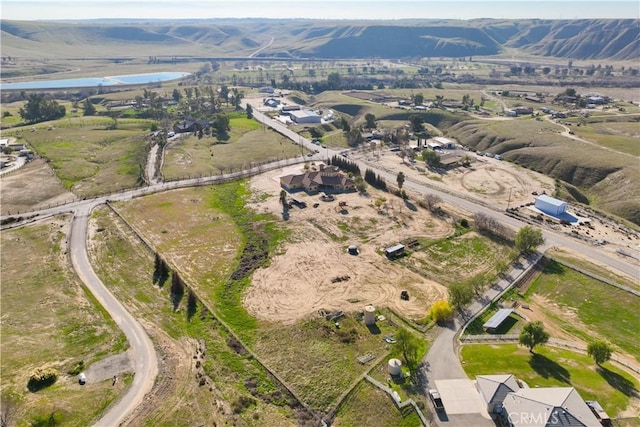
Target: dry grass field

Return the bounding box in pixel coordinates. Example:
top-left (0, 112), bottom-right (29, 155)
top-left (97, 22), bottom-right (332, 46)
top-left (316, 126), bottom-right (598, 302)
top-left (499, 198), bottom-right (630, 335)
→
top-left (0, 217), bottom-right (129, 426)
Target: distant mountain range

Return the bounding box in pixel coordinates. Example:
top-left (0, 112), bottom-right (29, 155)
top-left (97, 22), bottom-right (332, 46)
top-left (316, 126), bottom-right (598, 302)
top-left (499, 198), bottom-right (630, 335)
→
top-left (1, 18), bottom-right (638, 60)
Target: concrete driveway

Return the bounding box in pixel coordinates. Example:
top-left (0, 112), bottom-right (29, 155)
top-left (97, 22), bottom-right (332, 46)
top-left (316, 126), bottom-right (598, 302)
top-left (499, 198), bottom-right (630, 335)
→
top-left (433, 379), bottom-right (494, 427)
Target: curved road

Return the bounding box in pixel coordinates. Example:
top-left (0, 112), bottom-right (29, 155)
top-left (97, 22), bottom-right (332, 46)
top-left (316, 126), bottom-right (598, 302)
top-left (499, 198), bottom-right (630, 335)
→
top-left (69, 205), bottom-right (158, 426)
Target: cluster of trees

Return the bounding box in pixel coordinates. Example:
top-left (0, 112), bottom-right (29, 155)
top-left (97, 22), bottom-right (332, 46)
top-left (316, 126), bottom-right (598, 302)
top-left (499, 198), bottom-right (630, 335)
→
top-left (328, 155), bottom-right (360, 176)
top-left (364, 168), bottom-right (387, 191)
top-left (18, 94), bottom-right (66, 123)
top-left (473, 212), bottom-right (515, 241)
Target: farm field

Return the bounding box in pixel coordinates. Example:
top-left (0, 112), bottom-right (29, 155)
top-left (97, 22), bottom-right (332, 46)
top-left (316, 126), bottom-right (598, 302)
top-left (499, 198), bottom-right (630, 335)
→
top-left (113, 180), bottom-right (432, 414)
top-left (0, 217), bottom-right (129, 426)
top-left (162, 115), bottom-right (304, 180)
top-left (523, 259), bottom-right (640, 362)
top-left (460, 344), bottom-right (640, 420)
top-left (3, 117), bottom-right (152, 197)
top-left (88, 205), bottom-right (300, 426)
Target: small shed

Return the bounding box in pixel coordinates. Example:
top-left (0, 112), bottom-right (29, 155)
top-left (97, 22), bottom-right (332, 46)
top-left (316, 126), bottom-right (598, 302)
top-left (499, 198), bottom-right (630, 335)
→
top-left (535, 195), bottom-right (567, 216)
top-left (384, 244), bottom-right (405, 259)
top-left (483, 308), bottom-right (513, 333)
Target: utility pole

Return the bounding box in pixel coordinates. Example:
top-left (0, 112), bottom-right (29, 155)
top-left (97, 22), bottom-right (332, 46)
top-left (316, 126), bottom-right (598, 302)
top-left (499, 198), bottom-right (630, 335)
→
top-left (507, 187), bottom-right (513, 210)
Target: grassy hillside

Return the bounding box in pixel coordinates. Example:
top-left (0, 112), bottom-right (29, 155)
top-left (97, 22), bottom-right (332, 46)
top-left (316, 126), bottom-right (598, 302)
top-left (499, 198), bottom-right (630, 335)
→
top-left (1, 18), bottom-right (638, 60)
top-left (446, 119), bottom-right (640, 225)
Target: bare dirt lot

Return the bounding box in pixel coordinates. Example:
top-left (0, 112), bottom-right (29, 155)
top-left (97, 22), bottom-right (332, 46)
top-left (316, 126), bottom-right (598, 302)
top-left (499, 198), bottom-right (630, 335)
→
top-left (242, 154), bottom-right (639, 324)
top-left (244, 164), bottom-right (452, 324)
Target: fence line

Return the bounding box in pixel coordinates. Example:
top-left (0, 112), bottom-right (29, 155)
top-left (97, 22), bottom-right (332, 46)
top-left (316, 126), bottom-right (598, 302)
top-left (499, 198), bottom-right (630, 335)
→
top-left (363, 375), bottom-right (430, 426)
top-left (460, 335), bottom-right (640, 376)
top-left (104, 199), bottom-right (326, 426)
top-left (550, 258), bottom-right (640, 297)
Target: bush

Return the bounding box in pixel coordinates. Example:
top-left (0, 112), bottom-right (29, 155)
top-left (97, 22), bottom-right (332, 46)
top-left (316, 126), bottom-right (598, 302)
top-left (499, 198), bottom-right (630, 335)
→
top-left (28, 367), bottom-right (58, 392)
top-left (67, 360), bottom-right (85, 376)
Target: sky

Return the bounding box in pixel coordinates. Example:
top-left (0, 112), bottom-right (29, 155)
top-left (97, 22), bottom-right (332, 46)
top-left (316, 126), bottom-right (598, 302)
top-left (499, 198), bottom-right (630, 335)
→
top-left (1, 0), bottom-right (639, 21)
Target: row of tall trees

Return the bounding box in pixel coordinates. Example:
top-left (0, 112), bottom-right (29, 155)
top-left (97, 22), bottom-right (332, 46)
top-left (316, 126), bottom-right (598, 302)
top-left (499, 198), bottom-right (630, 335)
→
top-left (364, 168), bottom-right (387, 191)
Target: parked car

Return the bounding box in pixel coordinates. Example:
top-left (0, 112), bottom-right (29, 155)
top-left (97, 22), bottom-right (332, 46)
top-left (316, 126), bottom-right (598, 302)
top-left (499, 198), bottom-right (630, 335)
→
top-left (429, 389), bottom-right (444, 411)
top-left (78, 372), bottom-right (87, 385)
top-left (167, 131), bottom-right (176, 138)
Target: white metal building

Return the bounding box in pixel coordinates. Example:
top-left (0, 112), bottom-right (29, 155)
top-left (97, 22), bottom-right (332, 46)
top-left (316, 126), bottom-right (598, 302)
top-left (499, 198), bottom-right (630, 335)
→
top-left (535, 195), bottom-right (567, 216)
top-left (290, 110), bottom-right (321, 124)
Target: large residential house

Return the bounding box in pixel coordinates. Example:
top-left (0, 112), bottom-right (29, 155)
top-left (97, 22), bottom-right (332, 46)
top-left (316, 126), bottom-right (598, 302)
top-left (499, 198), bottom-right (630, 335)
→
top-left (501, 387), bottom-right (600, 427)
top-left (280, 164), bottom-right (355, 194)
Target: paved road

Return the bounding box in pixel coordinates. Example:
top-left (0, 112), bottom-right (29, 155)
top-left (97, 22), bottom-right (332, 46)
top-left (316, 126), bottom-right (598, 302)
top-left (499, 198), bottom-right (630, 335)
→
top-left (69, 206), bottom-right (158, 427)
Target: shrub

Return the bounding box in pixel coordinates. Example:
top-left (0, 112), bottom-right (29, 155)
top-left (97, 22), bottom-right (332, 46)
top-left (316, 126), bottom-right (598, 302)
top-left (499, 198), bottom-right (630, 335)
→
top-left (28, 367), bottom-right (58, 392)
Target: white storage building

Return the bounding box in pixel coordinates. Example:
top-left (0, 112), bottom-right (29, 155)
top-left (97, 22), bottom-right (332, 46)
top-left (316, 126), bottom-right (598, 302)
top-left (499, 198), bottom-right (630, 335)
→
top-left (290, 110), bottom-right (321, 124)
top-left (535, 195), bottom-right (567, 217)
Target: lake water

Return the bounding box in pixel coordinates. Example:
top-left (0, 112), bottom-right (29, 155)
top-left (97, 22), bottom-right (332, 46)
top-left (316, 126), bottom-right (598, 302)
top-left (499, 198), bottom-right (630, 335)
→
top-left (0, 72), bottom-right (191, 90)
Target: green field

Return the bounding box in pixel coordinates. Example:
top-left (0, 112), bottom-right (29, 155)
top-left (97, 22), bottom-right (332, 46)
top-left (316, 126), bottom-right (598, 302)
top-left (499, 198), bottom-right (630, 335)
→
top-left (461, 344), bottom-right (639, 418)
top-left (402, 230), bottom-right (515, 287)
top-left (5, 117), bottom-right (151, 196)
top-left (526, 260), bottom-right (640, 361)
top-left (570, 119), bottom-right (640, 156)
top-left (162, 118), bottom-right (305, 180)
top-left (0, 219), bottom-right (129, 426)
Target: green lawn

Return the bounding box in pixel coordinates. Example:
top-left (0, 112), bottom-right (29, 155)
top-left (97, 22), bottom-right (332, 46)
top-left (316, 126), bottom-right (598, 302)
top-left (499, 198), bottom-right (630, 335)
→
top-left (461, 344), bottom-right (639, 417)
top-left (526, 260), bottom-right (640, 361)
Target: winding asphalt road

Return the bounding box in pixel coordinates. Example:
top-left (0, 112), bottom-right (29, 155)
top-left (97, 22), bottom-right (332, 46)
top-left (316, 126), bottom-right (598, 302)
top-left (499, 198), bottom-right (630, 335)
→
top-left (69, 205), bottom-right (158, 427)
top-left (3, 106), bottom-right (637, 425)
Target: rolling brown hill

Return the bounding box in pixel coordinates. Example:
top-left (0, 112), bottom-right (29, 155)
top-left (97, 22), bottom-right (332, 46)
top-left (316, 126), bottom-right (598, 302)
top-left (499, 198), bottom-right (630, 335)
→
top-left (1, 18), bottom-right (638, 60)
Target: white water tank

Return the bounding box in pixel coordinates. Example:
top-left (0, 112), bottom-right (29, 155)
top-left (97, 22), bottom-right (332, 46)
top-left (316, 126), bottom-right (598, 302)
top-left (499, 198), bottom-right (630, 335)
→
top-left (388, 358), bottom-right (402, 376)
top-left (364, 305), bottom-right (376, 326)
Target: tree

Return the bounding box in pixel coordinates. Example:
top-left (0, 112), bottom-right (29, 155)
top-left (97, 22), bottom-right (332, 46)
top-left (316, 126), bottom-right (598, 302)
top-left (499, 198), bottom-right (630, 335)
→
top-left (587, 340), bottom-right (612, 366)
top-left (424, 193), bottom-right (442, 213)
top-left (364, 113), bottom-right (376, 129)
top-left (213, 114), bottom-right (230, 137)
top-left (395, 328), bottom-right (420, 374)
top-left (422, 149), bottom-right (441, 168)
top-left (519, 321), bottom-right (549, 353)
top-left (172, 88), bottom-right (182, 103)
top-left (448, 282), bottom-right (473, 310)
top-left (279, 190), bottom-right (288, 211)
top-left (408, 114), bottom-right (424, 133)
top-left (327, 72), bottom-right (341, 90)
top-left (19, 93), bottom-right (66, 123)
top-left (245, 103), bottom-right (253, 119)
top-left (412, 93), bottom-right (424, 106)
top-left (430, 300), bottom-right (453, 323)
top-left (396, 171), bottom-right (405, 190)
top-left (170, 271), bottom-right (185, 311)
top-left (515, 226), bottom-right (544, 253)
top-left (82, 98), bottom-right (96, 116)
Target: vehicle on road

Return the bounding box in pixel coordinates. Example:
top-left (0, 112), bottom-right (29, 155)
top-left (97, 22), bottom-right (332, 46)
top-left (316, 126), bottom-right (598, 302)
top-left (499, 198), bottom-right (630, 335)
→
top-left (167, 131), bottom-right (176, 138)
top-left (429, 389), bottom-right (444, 411)
top-left (78, 372), bottom-right (87, 385)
